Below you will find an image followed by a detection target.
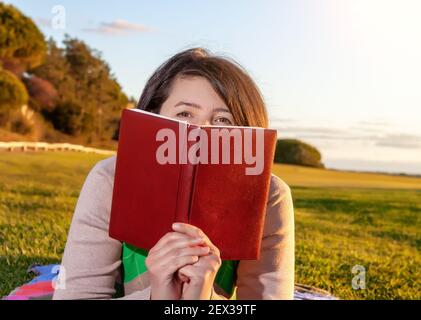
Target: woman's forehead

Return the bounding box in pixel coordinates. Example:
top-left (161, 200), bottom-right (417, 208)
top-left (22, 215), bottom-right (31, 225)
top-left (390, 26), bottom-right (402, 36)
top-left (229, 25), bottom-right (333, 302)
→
top-left (166, 76), bottom-right (228, 111)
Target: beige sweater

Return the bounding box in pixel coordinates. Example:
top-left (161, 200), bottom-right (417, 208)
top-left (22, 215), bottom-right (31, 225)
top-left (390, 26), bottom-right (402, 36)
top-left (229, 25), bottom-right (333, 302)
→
top-left (53, 155), bottom-right (295, 300)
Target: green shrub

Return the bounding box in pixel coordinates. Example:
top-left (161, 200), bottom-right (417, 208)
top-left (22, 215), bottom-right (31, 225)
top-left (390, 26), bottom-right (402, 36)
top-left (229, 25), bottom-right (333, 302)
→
top-left (274, 139), bottom-right (324, 168)
top-left (10, 113), bottom-right (32, 134)
top-left (43, 100), bottom-right (82, 135)
top-left (0, 68), bottom-right (28, 125)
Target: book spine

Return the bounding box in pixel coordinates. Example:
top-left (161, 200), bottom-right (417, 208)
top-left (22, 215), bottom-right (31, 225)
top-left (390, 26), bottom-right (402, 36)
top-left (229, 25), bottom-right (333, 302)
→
top-left (174, 125), bottom-right (198, 223)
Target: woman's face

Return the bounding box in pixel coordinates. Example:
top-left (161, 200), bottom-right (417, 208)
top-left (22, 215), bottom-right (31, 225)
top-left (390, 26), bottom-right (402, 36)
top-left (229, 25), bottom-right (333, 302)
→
top-left (159, 76), bottom-right (236, 126)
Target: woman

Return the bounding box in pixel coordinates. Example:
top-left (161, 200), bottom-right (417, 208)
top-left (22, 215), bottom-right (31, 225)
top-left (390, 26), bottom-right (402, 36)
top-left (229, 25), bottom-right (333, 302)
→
top-left (53, 47), bottom-right (295, 300)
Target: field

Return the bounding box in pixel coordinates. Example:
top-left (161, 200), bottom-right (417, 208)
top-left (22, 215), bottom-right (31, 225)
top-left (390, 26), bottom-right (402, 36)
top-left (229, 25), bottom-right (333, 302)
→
top-left (0, 152), bottom-right (420, 299)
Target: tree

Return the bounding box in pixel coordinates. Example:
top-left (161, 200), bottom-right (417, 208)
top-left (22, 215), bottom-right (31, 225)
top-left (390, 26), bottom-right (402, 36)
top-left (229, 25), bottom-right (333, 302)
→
top-left (0, 3), bottom-right (46, 74)
top-left (31, 36), bottom-right (128, 140)
top-left (44, 100), bottom-right (82, 135)
top-left (0, 68), bottom-right (28, 125)
top-left (23, 75), bottom-right (58, 112)
top-left (30, 38), bottom-right (76, 103)
top-left (274, 139), bottom-right (324, 168)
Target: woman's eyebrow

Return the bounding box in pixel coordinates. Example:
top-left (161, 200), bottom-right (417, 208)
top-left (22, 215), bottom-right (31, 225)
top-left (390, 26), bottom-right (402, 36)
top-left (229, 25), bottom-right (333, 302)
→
top-left (174, 101), bottom-right (231, 113)
top-left (213, 107), bottom-right (231, 113)
top-left (174, 101), bottom-right (202, 109)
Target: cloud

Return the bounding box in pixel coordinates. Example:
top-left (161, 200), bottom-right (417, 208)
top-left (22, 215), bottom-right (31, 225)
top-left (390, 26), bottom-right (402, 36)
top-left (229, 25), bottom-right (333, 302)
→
top-left (350, 120), bottom-right (392, 133)
top-left (376, 134), bottom-right (421, 149)
top-left (269, 117), bottom-right (296, 124)
top-left (280, 126), bottom-right (348, 135)
top-left (272, 123), bottom-right (421, 149)
top-left (357, 120), bottom-right (390, 127)
top-left (288, 134), bottom-right (364, 141)
top-left (83, 20), bottom-right (154, 35)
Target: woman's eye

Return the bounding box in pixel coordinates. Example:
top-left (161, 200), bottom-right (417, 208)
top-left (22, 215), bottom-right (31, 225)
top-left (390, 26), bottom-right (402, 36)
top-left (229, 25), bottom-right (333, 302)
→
top-left (214, 117), bottom-right (233, 125)
top-left (176, 111), bottom-right (192, 118)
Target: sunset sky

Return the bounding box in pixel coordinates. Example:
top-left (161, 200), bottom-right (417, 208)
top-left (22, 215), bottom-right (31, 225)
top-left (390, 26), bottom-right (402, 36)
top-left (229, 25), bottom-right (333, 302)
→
top-left (6, 0), bottom-right (421, 174)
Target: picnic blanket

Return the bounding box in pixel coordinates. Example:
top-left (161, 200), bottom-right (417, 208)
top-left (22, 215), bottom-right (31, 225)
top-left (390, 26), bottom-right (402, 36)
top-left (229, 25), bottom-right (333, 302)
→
top-left (2, 264), bottom-right (338, 300)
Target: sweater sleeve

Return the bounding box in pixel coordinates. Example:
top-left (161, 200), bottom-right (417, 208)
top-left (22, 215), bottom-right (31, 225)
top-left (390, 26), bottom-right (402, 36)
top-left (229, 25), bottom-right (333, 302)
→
top-left (52, 157), bottom-right (151, 300)
top-left (210, 175), bottom-right (295, 300)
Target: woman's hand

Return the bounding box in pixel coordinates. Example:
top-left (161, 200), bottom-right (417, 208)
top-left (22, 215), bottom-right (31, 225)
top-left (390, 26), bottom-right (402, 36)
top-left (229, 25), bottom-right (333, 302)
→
top-left (146, 229), bottom-right (210, 300)
top-left (173, 222), bottom-right (222, 300)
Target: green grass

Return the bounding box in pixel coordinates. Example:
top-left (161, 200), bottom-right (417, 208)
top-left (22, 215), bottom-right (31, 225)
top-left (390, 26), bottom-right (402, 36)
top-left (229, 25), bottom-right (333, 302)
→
top-left (0, 152), bottom-right (420, 299)
top-left (292, 187), bottom-right (420, 299)
top-left (0, 152), bottom-right (106, 297)
top-left (273, 163), bottom-right (421, 189)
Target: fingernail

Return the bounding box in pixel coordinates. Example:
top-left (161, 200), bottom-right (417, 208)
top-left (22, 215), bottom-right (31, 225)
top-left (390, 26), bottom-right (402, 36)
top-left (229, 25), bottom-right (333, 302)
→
top-left (172, 223), bottom-right (179, 229)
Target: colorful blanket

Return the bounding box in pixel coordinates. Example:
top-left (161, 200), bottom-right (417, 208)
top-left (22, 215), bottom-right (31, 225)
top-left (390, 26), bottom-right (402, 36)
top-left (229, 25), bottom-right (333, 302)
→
top-left (2, 264), bottom-right (338, 300)
top-left (3, 264), bottom-right (59, 300)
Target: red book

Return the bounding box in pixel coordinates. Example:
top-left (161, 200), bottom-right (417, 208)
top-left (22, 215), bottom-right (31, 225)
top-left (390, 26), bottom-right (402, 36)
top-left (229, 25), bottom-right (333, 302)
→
top-left (109, 108), bottom-right (277, 260)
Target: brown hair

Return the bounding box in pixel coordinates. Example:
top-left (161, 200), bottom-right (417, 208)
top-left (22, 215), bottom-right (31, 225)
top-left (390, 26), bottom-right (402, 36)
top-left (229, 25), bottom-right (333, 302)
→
top-left (136, 47), bottom-right (268, 128)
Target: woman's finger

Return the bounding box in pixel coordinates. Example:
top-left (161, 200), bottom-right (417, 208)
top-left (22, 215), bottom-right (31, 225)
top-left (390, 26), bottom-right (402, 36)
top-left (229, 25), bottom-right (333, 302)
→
top-left (172, 222), bottom-right (220, 256)
top-left (177, 270), bottom-right (190, 283)
top-left (177, 264), bottom-right (196, 280)
top-left (150, 245), bottom-right (209, 275)
top-left (153, 235), bottom-right (206, 259)
top-left (172, 222), bottom-right (204, 237)
top-left (153, 231), bottom-right (197, 252)
top-left (152, 231), bottom-right (186, 249)
top-left (170, 246), bottom-right (210, 260)
top-left (172, 223), bottom-right (212, 246)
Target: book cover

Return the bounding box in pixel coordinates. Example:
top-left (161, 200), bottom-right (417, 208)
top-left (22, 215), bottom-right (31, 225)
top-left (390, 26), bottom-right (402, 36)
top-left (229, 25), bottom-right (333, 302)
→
top-left (109, 108), bottom-right (277, 260)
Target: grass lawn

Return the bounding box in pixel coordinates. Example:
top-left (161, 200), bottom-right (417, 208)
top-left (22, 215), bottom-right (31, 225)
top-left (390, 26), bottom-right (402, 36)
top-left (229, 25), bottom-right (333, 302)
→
top-left (0, 152), bottom-right (420, 299)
